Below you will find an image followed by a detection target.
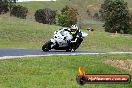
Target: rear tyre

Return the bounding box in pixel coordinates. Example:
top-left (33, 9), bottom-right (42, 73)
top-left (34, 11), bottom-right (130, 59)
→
top-left (42, 41), bottom-right (52, 51)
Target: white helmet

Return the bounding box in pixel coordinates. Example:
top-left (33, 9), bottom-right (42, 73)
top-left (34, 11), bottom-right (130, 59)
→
top-left (70, 25), bottom-right (79, 34)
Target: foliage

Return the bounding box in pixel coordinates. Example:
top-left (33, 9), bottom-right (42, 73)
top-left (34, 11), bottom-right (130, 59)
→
top-left (7, 0), bottom-right (16, 10)
top-left (34, 8), bottom-right (56, 24)
top-left (86, 9), bottom-right (91, 17)
top-left (129, 13), bottom-right (132, 34)
top-left (93, 12), bottom-right (100, 20)
top-left (0, 0), bottom-right (9, 14)
top-left (99, 0), bottom-right (130, 34)
top-left (58, 5), bottom-right (78, 27)
top-left (11, 5), bottom-right (28, 19)
top-left (0, 0), bottom-right (16, 15)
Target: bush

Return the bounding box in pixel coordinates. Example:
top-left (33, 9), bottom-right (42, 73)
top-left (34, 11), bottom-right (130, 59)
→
top-left (0, 0), bottom-right (9, 14)
top-left (99, 0), bottom-right (130, 34)
top-left (58, 5), bottom-right (78, 27)
top-left (93, 12), bottom-right (100, 20)
top-left (129, 14), bottom-right (132, 34)
top-left (11, 5), bottom-right (28, 19)
top-left (86, 9), bottom-right (91, 17)
top-left (34, 8), bottom-right (56, 24)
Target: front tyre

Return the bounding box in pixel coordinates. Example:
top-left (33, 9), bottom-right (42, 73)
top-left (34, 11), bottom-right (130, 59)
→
top-left (66, 47), bottom-right (75, 52)
top-left (42, 40), bottom-right (52, 51)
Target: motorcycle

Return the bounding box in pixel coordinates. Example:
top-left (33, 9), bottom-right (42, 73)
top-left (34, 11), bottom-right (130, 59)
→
top-left (42, 27), bottom-right (88, 52)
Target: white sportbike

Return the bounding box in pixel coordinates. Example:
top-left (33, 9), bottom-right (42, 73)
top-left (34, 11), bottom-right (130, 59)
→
top-left (42, 27), bottom-right (88, 52)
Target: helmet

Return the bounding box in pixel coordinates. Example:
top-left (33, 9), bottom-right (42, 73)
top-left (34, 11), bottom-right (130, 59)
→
top-left (70, 25), bottom-right (79, 34)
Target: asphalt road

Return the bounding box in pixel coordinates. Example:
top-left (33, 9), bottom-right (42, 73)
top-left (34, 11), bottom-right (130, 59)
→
top-left (0, 48), bottom-right (106, 57)
top-left (0, 48), bottom-right (131, 59)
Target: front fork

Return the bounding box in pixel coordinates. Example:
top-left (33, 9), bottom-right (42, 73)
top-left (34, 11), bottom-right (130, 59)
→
top-left (50, 39), bottom-right (56, 49)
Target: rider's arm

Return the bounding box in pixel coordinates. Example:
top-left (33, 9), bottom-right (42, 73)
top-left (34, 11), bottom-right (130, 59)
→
top-left (70, 38), bottom-right (78, 43)
top-left (70, 32), bottom-right (82, 43)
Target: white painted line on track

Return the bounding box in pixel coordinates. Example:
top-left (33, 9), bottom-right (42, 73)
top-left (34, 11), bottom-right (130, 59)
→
top-left (108, 52), bottom-right (132, 54)
top-left (0, 52), bottom-right (131, 60)
top-left (0, 53), bottom-right (103, 60)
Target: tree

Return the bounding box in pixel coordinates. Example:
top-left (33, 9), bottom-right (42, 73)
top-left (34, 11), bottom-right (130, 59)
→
top-left (99, 0), bottom-right (130, 34)
top-left (0, 0), bottom-right (16, 15)
top-left (129, 13), bottom-right (132, 34)
top-left (0, 0), bottom-right (9, 14)
top-left (58, 5), bottom-right (78, 27)
top-left (34, 8), bottom-right (56, 24)
top-left (6, 0), bottom-right (17, 15)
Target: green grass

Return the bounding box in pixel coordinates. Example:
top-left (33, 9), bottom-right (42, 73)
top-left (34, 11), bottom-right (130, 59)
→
top-left (0, 54), bottom-right (132, 88)
top-left (81, 31), bottom-right (132, 51)
top-left (0, 14), bottom-right (132, 51)
top-left (18, 1), bottom-right (69, 11)
top-left (0, 14), bottom-right (60, 48)
top-left (0, 1), bottom-right (132, 88)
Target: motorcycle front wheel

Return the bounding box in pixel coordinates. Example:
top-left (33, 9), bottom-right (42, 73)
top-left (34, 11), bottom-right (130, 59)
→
top-left (42, 40), bottom-right (52, 51)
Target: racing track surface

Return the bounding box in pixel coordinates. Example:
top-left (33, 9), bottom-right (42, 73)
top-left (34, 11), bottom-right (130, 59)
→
top-left (0, 48), bottom-right (132, 60)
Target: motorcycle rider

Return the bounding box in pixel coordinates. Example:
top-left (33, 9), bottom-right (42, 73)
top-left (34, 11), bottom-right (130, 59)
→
top-left (67, 25), bottom-right (83, 51)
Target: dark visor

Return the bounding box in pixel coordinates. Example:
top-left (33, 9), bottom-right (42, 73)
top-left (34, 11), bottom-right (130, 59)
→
top-left (71, 29), bottom-right (76, 32)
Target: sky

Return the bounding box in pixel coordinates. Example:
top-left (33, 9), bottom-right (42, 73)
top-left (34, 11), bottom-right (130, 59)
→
top-left (17, 0), bottom-right (56, 2)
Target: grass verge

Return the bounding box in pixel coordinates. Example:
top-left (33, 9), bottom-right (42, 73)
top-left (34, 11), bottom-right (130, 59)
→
top-left (0, 54), bottom-right (132, 88)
